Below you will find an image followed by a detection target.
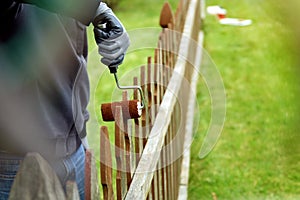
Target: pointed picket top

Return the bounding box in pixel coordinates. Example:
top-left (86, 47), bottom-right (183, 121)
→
top-left (159, 2), bottom-right (174, 28)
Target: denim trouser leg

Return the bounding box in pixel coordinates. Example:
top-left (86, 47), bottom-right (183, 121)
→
top-left (0, 144), bottom-right (85, 200)
top-left (52, 144), bottom-right (86, 200)
top-left (0, 156), bottom-right (22, 200)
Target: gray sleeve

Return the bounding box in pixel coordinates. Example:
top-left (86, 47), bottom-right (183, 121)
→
top-left (15, 0), bottom-right (101, 25)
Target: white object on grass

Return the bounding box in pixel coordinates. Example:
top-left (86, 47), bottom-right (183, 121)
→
top-left (206, 5), bottom-right (227, 15)
top-left (219, 18), bottom-right (252, 26)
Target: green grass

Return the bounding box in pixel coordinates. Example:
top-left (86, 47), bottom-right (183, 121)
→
top-left (86, 0), bottom-right (300, 199)
top-left (189, 0), bottom-right (300, 199)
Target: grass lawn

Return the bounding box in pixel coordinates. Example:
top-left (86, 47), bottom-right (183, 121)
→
top-left (189, 0), bottom-right (300, 199)
top-left (86, 0), bottom-right (300, 199)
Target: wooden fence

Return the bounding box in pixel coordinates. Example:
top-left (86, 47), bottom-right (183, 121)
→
top-left (98, 0), bottom-right (204, 199)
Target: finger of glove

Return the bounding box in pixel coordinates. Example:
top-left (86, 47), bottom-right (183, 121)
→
top-left (98, 31), bottom-right (129, 48)
top-left (109, 54), bottom-right (124, 67)
top-left (101, 57), bottom-right (112, 66)
top-left (98, 47), bottom-right (123, 61)
top-left (99, 40), bottom-right (129, 59)
top-left (98, 41), bottom-right (120, 52)
top-left (98, 40), bottom-right (129, 60)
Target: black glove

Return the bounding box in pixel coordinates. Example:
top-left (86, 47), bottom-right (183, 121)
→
top-left (93, 3), bottom-right (130, 73)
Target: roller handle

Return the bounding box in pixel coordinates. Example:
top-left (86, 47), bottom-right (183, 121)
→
top-left (108, 65), bottom-right (118, 74)
top-left (107, 58), bottom-right (146, 109)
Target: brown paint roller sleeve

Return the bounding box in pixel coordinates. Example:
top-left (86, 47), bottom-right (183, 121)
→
top-left (101, 100), bottom-right (142, 122)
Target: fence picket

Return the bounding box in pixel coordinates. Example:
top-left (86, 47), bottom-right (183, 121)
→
top-left (100, 126), bottom-right (114, 200)
top-left (133, 77), bottom-right (141, 169)
top-left (140, 65), bottom-right (148, 149)
top-left (122, 91), bottom-right (132, 189)
top-left (114, 106), bottom-right (127, 200)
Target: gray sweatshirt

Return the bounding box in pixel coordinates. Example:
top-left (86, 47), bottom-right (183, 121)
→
top-left (0, 0), bottom-right (100, 159)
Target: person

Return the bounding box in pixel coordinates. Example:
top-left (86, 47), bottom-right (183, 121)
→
top-left (0, 1), bottom-right (129, 199)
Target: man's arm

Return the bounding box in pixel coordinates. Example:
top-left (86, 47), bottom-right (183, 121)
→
top-left (15, 0), bottom-right (101, 25)
top-left (3, 0), bottom-right (130, 71)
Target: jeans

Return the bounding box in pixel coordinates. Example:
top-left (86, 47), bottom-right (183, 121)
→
top-left (0, 155), bottom-right (22, 200)
top-left (0, 145), bottom-right (85, 200)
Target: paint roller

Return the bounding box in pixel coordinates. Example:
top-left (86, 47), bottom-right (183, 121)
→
top-left (100, 2), bottom-right (173, 121)
top-left (100, 64), bottom-right (145, 122)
